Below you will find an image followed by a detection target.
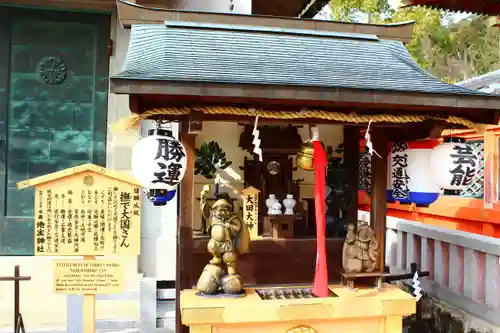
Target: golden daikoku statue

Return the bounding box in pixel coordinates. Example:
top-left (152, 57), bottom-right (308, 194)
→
top-left (197, 184), bottom-right (250, 295)
top-left (342, 221), bottom-right (379, 273)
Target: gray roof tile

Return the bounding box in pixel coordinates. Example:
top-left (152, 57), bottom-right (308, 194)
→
top-left (114, 23), bottom-right (489, 97)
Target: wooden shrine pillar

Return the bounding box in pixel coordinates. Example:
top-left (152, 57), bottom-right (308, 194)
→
top-left (177, 121), bottom-right (196, 333)
top-left (370, 128), bottom-right (388, 272)
top-left (343, 126), bottom-right (360, 224)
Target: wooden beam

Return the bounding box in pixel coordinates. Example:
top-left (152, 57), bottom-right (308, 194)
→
top-left (111, 80), bottom-right (500, 124)
top-left (343, 126), bottom-right (360, 224)
top-left (176, 122), bottom-right (196, 333)
top-left (129, 94), bottom-right (140, 114)
top-left (138, 0), bottom-right (311, 17)
top-left (387, 121), bottom-right (448, 142)
top-left (0, 0), bottom-right (115, 11)
top-left (116, 0), bottom-right (415, 43)
top-left (187, 110), bottom-right (203, 135)
top-left (253, 0), bottom-right (308, 17)
top-left (370, 128), bottom-right (388, 273)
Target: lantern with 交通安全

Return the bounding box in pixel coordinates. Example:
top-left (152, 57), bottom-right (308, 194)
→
top-left (131, 128), bottom-right (187, 205)
top-left (429, 137), bottom-right (480, 191)
top-left (387, 140), bottom-right (441, 207)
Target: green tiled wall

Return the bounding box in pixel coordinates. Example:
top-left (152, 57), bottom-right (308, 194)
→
top-left (0, 8), bottom-right (110, 255)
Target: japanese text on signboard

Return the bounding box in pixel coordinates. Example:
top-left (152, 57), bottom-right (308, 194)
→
top-left (35, 178), bottom-right (140, 256)
top-left (243, 193), bottom-right (258, 232)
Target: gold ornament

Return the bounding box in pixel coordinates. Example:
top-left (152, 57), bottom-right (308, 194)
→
top-left (296, 142), bottom-right (315, 171)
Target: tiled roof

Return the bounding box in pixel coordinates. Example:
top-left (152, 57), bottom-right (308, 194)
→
top-left (457, 70), bottom-right (500, 91)
top-left (114, 22), bottom-right (488, 97)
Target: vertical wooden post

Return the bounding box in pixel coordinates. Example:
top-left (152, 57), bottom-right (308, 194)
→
top-left (483, 131), bottom-right (498, 209)
top-left (176, 121), bottom-right (196, 333)
top-left (370, 128), bottom-right (388, 273)
top-left (343, 126), bottom-right (360, 224)
top-left (82, 256), bottom-right (96, 333)
top-left (14, 266), bottom-right (20, 330)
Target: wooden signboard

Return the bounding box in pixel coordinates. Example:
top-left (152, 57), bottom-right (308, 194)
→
top-left (241, 186), bottom-right (261, 240)
top-left (17, 163), bottom-right (141, 256)
top-left (17, 163), bottom-right (143, 333)
top-left (53, 259), bottom-right (124, 294)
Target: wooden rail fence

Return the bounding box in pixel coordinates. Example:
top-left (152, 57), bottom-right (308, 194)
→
top-left (0, 266), bottom-right (31, 333)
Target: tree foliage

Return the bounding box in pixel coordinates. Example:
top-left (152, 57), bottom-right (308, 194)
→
top-left (328, 0), bottom-right (500, 82)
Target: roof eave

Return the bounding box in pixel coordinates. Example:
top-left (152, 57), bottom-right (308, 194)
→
top-left (110, 78), bottom-right (500, 125)
top-left (115, 0), bottom-right (415, 44)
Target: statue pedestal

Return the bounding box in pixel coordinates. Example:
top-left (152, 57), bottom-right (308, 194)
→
top-left (180, 284), bottom-right (415, 333)
top-left (340, 271), bottom-right (390, 289)
top-left (264, 215), bottom-right (302, 239)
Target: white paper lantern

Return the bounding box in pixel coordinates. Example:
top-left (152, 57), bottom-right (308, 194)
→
top-left (429, 140), bottom-right (479, 191)
top-left (405, 140), bottom-right (440, 206)
top-left (131, 129), bottom-right (187, 190)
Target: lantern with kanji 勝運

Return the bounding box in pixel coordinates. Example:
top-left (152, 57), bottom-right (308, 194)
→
top-left (429, 138), bottom-right (480, 191)
top-left (131, 128), bottom-right (187, 191)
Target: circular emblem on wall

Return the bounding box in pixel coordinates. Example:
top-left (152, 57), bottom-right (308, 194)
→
top-left (286, 326), bottom-right (317, 333)
top-left (38, 56), bottom-right (68, 85)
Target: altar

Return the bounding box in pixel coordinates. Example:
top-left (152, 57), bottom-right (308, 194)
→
top-left (180, 284), bottom-right (415, 333)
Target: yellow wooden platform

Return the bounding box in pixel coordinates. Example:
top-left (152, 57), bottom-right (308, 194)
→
top-left (180, 283), bottom-right (416, 333)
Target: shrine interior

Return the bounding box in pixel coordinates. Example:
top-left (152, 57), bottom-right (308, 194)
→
top-left (192, 121), bottom-right (352, 241)
top-left (183, 119), bottom-right (363, 287)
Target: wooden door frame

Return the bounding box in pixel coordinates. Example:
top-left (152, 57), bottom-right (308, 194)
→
top-left (0, 7), bottom-right (10, 254)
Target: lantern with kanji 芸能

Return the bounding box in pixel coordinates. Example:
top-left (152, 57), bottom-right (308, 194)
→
top-left (131, 128), bottom-right (187, 205)
top-left (429, 137), bottom-right (479, 191)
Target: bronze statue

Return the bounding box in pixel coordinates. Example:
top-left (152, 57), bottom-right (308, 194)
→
top-left (342, 221), bottom-right (378, 273)
top-left (197, 185), bottom-right (250, 295)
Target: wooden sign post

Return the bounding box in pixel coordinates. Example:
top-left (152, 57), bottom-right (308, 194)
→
top-left (17, 163), bottom-right (141, 333)
top-left (241, 186), bottom-right (261, 240)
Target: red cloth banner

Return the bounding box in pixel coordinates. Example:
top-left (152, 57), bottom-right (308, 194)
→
top-left (312, 140), bottom-right (329, 297)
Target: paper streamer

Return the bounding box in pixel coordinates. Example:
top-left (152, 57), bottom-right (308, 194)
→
top-left (412, 271), bottom-right (422, 302)
top-left (252, 116), bottom-right (263, 162)
top-left (364, 120), bottom-right (381, 158)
